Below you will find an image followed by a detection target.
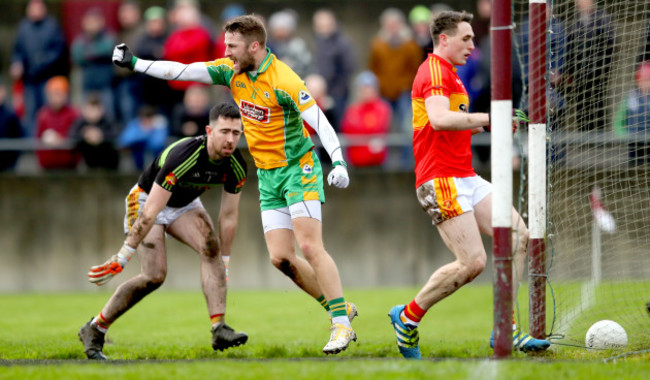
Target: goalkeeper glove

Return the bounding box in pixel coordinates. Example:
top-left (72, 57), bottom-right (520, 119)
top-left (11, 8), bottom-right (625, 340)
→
top-left (483, 109), bottom-right (529, 133)
top-left (88, 243), bottom-right (136, 286)
top-left (327, 161), bottom-right (350, 189)
top-left (112, 43), bottom-right (136, 70)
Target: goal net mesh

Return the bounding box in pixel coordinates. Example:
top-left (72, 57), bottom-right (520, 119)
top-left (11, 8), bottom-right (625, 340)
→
top-left (512, 0), bottom-right (650, 350)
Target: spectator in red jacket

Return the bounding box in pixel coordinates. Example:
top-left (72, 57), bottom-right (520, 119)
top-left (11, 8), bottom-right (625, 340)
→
top-left (341, 71), bottom-right (391, 167)
top-left (35, 76), bottom-right (80, 170)
top-left (163, 2), bottom-right (213, 94)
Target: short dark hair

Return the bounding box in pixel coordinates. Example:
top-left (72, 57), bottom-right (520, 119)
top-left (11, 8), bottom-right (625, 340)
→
top-left (430, 11), bottom-right (474, 47)
top-left (209, 102), bottom-right (241, 124)
top-left (223, 14), bottom-right (266, 47)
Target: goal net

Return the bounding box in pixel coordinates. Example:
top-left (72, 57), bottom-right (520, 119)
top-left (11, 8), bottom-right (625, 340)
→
top-left (512, 0), bottom-right (650, 350)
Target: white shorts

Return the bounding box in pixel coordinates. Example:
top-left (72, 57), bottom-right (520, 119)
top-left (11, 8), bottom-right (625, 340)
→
top-left (261, 200), bottom-right (322, 233)
top-left (416, 175), bottom-right (492, 225)
top-left (123, 184), bottom-right (204, 234)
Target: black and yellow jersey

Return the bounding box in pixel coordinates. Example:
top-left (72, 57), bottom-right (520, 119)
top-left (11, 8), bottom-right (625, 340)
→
top-left (138, 135), bottom-right (247, 207)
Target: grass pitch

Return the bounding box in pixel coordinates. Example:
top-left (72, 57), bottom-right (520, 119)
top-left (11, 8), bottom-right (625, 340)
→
top-left (1, 285), bottom-right (648, 379)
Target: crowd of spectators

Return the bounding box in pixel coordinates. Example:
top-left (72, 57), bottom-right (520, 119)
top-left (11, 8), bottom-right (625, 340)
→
top-left (1, 0), bottom-right (648, 173)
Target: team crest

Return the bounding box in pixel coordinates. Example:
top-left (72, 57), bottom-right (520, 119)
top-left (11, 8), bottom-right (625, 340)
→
top-left (302, 164), bottom-right (313, 174)
top-left (264, 91), bottom-right (270, 98)
top-left (298, 90), bottom-right (311, 105)
top-left (164, 172), bottom-right (178, 186)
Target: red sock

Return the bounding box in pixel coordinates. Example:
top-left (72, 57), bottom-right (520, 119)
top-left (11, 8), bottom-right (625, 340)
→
top-left (404, 300), bottom-right (427, 323)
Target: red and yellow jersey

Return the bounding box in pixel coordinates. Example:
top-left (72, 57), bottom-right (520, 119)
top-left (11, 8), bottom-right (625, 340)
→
top-left (412, 54), bottom-right (474, 188)
top-left (204, 49), bottom-right (317, 169)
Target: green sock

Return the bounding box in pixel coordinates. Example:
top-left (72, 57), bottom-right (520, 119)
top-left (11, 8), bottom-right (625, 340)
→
top-left (328, 297), bottom-right (347, 318)
top-left (317, 294), bottom-right (330, 311)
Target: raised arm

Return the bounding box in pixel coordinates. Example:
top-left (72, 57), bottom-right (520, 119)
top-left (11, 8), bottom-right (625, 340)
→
top-left (112, 43), bottom-right (213, 84)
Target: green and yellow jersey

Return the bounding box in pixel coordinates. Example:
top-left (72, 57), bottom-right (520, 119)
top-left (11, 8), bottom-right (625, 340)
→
top-left (204, 49), bottom-right (317, 170)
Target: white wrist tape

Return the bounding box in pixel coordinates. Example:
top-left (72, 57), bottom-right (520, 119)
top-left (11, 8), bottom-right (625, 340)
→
top-left (117, 243), bottom-right (136, 266)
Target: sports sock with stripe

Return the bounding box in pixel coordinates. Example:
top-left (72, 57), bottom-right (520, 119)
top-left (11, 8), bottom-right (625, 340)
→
top-left (92, 313), bottom-right (110, 333)
top-left (211, 313), bottom-right (224, 329)
top-left (328, 297), bottom-right (351, 327)
top-left (401, 299), bottom-right (426, 327)
top-left (317, 294), bottom-right (330, 312)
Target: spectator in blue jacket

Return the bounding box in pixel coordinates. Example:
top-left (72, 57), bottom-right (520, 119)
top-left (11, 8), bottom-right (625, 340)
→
top-left (10, 0), bottom-right (68, 135)
top-left (119, 105), bottom-right (169, 171)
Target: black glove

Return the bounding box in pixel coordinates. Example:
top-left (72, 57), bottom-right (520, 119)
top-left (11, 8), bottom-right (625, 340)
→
top-left (112, 43), bottom-right (134, 70)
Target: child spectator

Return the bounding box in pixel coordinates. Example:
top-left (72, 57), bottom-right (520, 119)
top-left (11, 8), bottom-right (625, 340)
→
top-left (119, 105), bottom-right (169, 170)
top-left (70, 93), bottom-right (119, 170)
top-left (171, 84), bottom-right (211, 138)
top-left (35, 76), bottom-right (80, 170)
top-left (341, 71), bottom-right (391, 167)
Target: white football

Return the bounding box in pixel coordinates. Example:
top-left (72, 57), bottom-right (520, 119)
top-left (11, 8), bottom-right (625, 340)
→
top-left (585, 320), bottom-right (628, 349)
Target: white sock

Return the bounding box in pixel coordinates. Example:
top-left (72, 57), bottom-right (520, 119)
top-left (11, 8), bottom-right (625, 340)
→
top-left (332, 316), bottom-right (351, 328)
top-left (91, 317), bottom-right (108, 334)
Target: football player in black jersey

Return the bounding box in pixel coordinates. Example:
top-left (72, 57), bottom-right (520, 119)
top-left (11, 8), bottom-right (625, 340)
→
top-left (79, 103), bottom-right (248, 360)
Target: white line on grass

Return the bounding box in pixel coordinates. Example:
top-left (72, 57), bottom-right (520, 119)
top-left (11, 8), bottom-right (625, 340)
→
top-left (471, 360), bottom-right (497, 380)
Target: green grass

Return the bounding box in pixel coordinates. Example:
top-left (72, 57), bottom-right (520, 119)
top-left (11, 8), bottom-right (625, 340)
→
top-left (544, 281), bottom-right (650, 349)
top-left (1, 285), bottom-right (649, 379)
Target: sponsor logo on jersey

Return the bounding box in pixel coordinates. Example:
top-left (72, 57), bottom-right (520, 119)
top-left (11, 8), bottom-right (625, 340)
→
top-left (302, 164), bottom-right (313, 174)
top-left (239, 100), bottom-right (270, 123)
top-left (235, 81), bottom-right (247, 89)
top-left (459, 103), bottom-right (468, 113)
top-left (298, 90), bottom-right (311, 105)
top-left (164, 172), bottom-right (178, 186)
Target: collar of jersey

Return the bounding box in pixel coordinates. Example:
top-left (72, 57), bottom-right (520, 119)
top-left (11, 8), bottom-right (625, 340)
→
top-left (203, 138), bottom-right (229, 166)
top-left (431, 53), bottom-right (457, 73)
top-left (247, 48), bottom-right (273, 82)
